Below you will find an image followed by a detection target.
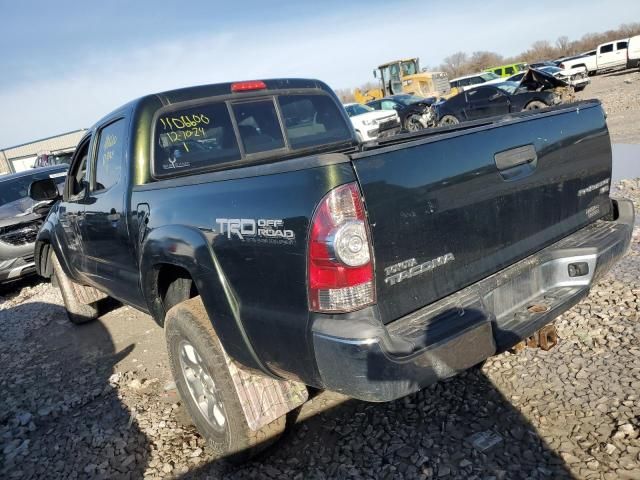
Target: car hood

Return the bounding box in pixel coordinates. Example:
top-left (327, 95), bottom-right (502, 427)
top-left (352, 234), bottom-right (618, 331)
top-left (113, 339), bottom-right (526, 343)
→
top-left (407, 97), bottom-right (436, 108)
top-left (519, 68), bottom-right (569, 91)
top-left (353, 110), bottom-right (397, 122)
top-left (0, 198), bottom-right (36, 222)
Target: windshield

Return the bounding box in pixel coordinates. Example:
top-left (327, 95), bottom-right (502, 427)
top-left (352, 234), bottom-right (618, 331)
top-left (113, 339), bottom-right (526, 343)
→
top-left (0, 173), bottom-right (65, 208)
top-left (480, 72), bottom-right (500, 81)
top-left (394, 95), bottom-right (425, 105)
top-left (344, 104), bottom-right (373, 117)
top-left (496, 82), bottom-right (519, 95)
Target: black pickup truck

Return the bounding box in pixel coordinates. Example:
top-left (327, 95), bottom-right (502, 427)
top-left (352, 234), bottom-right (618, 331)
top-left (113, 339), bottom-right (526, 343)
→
top-left (32, 78), bottom-right (633, 460)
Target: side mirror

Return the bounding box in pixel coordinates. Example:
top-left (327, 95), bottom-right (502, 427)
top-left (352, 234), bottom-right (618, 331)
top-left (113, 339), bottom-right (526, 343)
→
top-left (373, 69), bottom-right (377, 78)
top-left (29, 178), bottom-right (61, 201)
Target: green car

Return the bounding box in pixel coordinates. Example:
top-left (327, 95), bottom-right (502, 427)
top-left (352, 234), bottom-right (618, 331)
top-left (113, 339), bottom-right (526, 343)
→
top-left (485, 63), bottom-right (527, 77)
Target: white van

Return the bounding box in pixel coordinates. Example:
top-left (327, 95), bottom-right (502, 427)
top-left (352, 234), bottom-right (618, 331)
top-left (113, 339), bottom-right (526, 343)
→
top-left (627, 35), bottom-right (640, 68)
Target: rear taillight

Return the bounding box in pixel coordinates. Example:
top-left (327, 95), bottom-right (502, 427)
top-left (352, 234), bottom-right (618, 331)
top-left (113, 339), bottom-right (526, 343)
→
top-left (308, 183), bottom-right (375, 313)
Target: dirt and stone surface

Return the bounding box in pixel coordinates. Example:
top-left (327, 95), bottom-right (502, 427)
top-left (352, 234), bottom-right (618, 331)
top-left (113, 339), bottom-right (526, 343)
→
top-left (1, 72), bottom-right (640, 480)
top-left (576, 68), bottom-right (640, 144)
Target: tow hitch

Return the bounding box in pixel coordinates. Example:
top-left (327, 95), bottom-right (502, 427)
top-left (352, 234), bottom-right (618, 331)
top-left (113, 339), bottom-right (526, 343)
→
top-left (512, 324), bottom-right (558, 352)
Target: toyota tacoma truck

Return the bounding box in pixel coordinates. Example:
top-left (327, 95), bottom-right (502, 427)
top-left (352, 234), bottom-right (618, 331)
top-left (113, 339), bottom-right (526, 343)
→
top-left (31, 78), bottom-right (634, 460)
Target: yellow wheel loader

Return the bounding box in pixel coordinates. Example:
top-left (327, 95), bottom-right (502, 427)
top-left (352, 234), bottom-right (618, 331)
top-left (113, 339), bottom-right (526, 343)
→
top-left (354, 58), bottom-right (456, 104)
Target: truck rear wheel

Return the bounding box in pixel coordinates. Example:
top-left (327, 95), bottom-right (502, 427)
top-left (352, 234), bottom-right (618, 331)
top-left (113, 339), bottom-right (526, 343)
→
top-left (51, 254), bottom-right (100, 325)
top-left (165, 296), bottom-right (286, 462)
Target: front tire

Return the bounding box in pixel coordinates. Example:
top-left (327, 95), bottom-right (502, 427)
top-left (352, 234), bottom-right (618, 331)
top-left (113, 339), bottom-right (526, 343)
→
top-left (165, 296), bottom-right (285, 462)
top-left (51, 254), bottom-right (99, 324)
top-left (404, 114), bottom-right (424, 132)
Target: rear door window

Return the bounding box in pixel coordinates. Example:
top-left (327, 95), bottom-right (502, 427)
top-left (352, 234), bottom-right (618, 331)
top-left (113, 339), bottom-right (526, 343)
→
top-left (617, 41), bottom-right (628, 50)
top-left (94, 119), bottom-right (126, 191)
top-left (154, 103), bottom-right (240, 177)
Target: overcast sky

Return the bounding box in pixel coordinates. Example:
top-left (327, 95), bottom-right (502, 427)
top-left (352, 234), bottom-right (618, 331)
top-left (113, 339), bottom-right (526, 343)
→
top-left (1, 0), bottom-right (639, 148)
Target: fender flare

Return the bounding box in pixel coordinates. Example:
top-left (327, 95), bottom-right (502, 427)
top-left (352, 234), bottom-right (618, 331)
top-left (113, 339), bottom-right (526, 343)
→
top-left (139, 224), bottom-right (275, 376)
top-left (33, 207), bottom-right (70, 279)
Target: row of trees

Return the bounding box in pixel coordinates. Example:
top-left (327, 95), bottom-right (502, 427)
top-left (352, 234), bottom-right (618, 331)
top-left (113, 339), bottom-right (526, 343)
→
top-left (338, 22), bottom-right (640, 102)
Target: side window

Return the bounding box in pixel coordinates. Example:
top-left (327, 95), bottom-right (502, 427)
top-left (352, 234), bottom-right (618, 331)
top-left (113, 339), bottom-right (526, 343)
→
top-left (66, 139), bottom-right (91, 199)
top-left (505, 66), bottom-right (514, 75)
top-left (231, 100), bottom-right (285, 155)
top-left (469, 77), bottom-right (482, 86)
top-left (467, 88), bottom-right (495, 100)
top-left (617, 41), bottom-right (628, 50)
top-left (600, 44), bottom-right (614, 54)
top-left (94, 119), bottom-right (126, 191)
top-left (494, 68), bottom-right (502, 76)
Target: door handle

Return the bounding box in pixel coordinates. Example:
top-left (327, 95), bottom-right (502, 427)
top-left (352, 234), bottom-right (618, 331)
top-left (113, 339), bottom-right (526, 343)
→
top-left (494, 144), bottom-right (537, 170)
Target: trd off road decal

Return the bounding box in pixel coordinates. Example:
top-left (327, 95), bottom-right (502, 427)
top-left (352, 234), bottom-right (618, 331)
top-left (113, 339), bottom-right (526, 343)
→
top-left (215, 218), bottom-right (295, 244)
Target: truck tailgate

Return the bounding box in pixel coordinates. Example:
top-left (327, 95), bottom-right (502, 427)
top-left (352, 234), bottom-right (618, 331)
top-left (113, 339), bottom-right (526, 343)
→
top-left (350, 102), bottom-right (613, 323)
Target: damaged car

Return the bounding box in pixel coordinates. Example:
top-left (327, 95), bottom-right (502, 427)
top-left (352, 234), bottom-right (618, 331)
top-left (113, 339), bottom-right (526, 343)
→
top-left (508, 65), bottom-right (589, 92)
top-left (435, 69), bottom-right (571, 126)
top-left (366, 94), bottom-right (436, 132)
top-left (0, 165), bottom-right (67, 283)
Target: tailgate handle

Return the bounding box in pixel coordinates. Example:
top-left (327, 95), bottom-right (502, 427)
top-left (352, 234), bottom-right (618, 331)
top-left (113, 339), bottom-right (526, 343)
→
top-left (494, 145), bottom-right (537, 171)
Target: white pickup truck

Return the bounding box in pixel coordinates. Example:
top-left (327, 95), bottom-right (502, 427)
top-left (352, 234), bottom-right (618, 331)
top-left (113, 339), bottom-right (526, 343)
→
top-left (561, 35), bottom-right (640, 74)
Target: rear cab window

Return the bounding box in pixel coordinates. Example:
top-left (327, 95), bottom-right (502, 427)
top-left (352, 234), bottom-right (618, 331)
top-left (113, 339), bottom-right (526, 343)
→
top-left (153, 92), bottom-right (352, 178)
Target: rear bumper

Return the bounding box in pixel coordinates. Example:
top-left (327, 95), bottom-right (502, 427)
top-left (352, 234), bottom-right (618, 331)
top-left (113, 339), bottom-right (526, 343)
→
top-left (311, 198), bottom-right (634, 401)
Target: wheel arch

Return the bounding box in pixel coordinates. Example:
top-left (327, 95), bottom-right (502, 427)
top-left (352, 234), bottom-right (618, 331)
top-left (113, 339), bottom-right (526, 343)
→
top-left (139, 224), bottom-right (272, 375)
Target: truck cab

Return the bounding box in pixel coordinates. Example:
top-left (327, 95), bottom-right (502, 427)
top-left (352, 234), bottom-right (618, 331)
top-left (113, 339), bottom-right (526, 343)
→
top-left (597, 38), bottom-right (629, 70)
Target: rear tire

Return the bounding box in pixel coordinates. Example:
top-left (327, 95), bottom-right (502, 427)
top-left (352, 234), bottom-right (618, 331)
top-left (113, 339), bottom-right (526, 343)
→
top-left (165, 296), bottom-right (285, 462)
top-left (439, 115), bottom-right (459, 126)
top-left (51, 254), bottom-right (99, 325)
top-left (524, 100), bottom-right (547, 111)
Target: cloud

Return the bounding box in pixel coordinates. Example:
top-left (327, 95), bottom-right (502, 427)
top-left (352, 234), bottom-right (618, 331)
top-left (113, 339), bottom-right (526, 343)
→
top-left (1, 0), bottom-right (638, 147)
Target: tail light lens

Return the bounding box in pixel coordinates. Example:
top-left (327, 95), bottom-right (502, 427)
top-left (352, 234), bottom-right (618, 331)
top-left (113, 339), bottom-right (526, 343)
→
top-left (308, 183), bottom-right (375, 313)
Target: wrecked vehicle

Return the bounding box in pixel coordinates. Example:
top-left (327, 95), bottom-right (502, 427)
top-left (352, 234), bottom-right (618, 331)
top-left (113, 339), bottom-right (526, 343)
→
top-left (509, 65), bottom-right (589, 92)
top-left (435, 69), bottom-right (575, 126)
top-left (0, 165), bottom-right (67, 283)
top-left (366, 94), bottom-right (436, 131)
top-left (32, 78), bottom-right (633, 460)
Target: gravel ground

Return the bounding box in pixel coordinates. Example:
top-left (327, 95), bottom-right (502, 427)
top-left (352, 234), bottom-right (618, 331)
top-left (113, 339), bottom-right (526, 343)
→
top-left (1, 190), bottom-right (640, 476)
top-left (575, 68), bottom-right (640, 144)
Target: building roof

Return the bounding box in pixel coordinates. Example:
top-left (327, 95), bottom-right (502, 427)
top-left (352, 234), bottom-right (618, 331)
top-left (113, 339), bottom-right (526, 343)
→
top-left (1, 129), bottom-right (87, 160)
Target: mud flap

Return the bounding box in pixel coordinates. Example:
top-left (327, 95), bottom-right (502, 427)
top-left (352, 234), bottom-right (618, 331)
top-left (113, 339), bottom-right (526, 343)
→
top-left (222, 350), bottom-right (308, 431)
